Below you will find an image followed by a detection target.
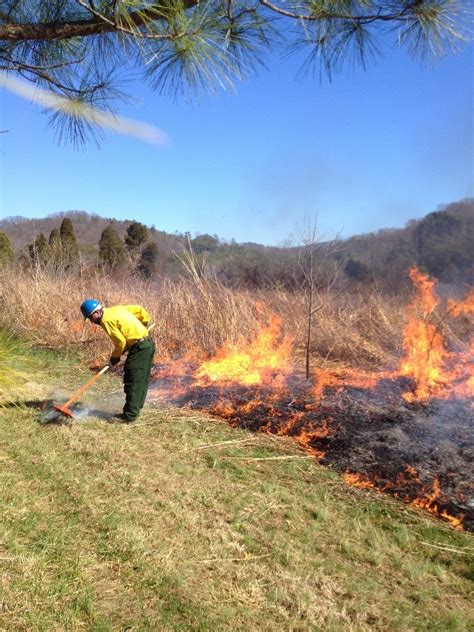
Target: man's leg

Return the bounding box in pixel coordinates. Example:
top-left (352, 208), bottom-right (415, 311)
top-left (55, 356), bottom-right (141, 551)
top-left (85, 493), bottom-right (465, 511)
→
top-left (123, 341), bottom-right (154, 421)
top-left (138, 342), bottom-right (155, 410)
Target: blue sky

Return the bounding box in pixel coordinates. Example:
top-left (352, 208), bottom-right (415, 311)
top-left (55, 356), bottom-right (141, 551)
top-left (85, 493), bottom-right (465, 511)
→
top-left (0, 39), bottom-right (472, 246)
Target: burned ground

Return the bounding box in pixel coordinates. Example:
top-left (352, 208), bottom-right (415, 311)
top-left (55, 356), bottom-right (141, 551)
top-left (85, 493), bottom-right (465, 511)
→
top-left (149, 366), bottom-right (474, 531)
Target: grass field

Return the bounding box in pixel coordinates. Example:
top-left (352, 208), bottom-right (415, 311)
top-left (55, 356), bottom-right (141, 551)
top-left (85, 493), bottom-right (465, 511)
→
top-left (0, 341), bottom-right (473, 631)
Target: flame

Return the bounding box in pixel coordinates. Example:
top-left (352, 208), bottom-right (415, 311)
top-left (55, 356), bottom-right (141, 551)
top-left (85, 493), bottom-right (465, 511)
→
top-left (448, 292), bottom-right (474, 316)
top-left (399, 270), bottom-right (473, 402)
top-left (312, 367), bottom-right (379, 400)
top-left (412, 476), bottom-right (441, 510)
top-left (344, 469), bottom-right (464, 529)
top-left (343, 472), bottom-right (375, 488)
top-left (145, 295), bottom-right (470, 530)
top-left (195, 314), bottom-right (293, 387)
top-left (399, 268), bottom-right (449, 401)
top-left (313, 368), bottom-right (344, 400)
top-left (411, 477), bottom-right (464, 529)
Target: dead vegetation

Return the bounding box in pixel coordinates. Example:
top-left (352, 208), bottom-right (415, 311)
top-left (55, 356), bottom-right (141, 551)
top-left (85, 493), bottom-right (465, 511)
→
top-left (0, 266), bottom-right (404, 371)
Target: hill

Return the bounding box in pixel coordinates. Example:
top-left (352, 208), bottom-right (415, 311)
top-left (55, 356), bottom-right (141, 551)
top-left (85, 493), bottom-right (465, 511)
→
top-left (1, 198), bottom-right (473, 288)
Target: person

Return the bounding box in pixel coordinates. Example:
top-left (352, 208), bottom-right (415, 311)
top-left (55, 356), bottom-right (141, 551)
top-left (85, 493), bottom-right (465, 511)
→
top-left (80, 299), bottom-right (155, 423)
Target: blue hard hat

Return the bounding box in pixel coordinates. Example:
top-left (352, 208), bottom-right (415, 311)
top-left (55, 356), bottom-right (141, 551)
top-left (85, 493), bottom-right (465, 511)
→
top-left (80, 299), bottom-right (102, 319)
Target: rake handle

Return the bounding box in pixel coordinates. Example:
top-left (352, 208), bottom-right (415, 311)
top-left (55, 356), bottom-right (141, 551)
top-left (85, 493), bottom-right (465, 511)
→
top-left (62, 324), bottom-right (154, 409)
top-left (63, 365), bottom-right (110, 409)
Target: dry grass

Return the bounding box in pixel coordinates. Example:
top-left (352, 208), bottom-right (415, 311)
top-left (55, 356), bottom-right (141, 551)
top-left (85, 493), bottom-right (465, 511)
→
top-left (0, 267), bottom-right (404, 371)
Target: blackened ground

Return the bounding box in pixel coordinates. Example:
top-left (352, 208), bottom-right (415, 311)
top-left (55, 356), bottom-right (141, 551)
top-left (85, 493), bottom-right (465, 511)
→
top-left (149, 366), bottom-right (474, 530)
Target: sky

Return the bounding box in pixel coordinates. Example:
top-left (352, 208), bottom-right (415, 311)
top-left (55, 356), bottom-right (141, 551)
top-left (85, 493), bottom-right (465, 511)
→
top-left (0, 33), bottom-right (473, 246)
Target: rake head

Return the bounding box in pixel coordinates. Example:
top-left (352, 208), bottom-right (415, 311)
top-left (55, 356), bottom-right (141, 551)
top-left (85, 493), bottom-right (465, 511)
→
top-left (53, 404), bottom-right (74, 419)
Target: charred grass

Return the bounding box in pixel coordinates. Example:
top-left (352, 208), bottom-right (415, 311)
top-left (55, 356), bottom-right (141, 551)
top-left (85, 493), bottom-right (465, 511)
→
top-left (0, 344), bottom-right (472, 631)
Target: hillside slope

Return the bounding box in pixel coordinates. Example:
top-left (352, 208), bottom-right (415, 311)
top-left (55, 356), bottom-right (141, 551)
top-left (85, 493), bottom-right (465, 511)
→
top-left (0, 342), bottom-right (472, 631)
top-left (1, 199), bottom-right (473, 287)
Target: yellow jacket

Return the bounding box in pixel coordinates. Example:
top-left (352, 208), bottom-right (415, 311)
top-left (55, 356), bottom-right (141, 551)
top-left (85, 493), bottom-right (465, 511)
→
top-left (100, 305), bottom-right (151, 359)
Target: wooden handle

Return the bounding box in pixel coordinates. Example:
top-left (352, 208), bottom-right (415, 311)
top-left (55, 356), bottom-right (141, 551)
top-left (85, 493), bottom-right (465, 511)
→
top-left (63, 365), bottom-right (110, 408)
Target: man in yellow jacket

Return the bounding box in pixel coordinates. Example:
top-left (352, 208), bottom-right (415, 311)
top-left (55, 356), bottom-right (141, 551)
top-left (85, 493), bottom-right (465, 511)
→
top-left (80, 299), bottom-right (155, 423)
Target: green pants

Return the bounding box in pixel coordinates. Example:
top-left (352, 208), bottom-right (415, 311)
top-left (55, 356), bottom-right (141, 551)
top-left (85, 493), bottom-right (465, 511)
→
top-left (123, 339), bottom-right (155, 421)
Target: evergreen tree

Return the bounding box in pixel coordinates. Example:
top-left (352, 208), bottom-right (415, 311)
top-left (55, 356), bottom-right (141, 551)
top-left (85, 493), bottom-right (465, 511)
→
top-left (49, 227), bottom-right (63, 270)
top-left (99, 225), bottom-right (126, 272)
top-left (125, 222), bottom-right (148, 262)
top-left (28, 233), bottom-right (51, 268)
top-left (0, 231), bottom-right (14, 265)
top-left (138, 241), bottom-right (159, 278)
top-left (59, 218), bottom-right (79, 268)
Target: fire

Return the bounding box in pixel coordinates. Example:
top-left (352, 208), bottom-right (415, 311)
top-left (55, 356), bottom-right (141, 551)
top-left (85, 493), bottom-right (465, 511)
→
top-left (343, 472), bottom-right (375, 489)
top-left (411, 477), bottom-right (464, 529)
top-left (399, 268), bottom-right (449, 402)
top-left (146, 285), bottom-right (471, 530)
top-left (195, 314), bottom-right (293, 387)
top-left (343, 469), bottom-right (465, 529)
top-left (313, 368), bottom-right (343, 400)
top-left (448, 292), bottom-right (474, 316)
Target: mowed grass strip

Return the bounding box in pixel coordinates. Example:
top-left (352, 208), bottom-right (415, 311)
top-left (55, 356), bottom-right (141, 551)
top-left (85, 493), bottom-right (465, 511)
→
top-left (0, 348), bottom-right (472, 631)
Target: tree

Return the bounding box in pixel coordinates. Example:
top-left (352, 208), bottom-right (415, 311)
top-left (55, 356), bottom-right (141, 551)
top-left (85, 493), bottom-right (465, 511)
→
top-left (0, 2), bottom-right (468, 144)
top-left (28, 233), bottom-right (51, 267)
top-left (0, 231), bottom-right (14, 265)
top-left (59, 218), bottom-right (79, 268)
top-left (98, 225), bottom-right (126, 272)
top-left (413, 210), bottom-right (471, 281)
top-left (191, 234), bottom-right (220, 254)
top-left (48, 227), bottom-right (63, 270)
top-left (125, 222), bottom-right (148, 263)
top-left (297, 218), bottom-right (340, 379)
top-left (138, 241), bottom-right (159, 278)
top-left (344, 258), bottom-right (372, 282)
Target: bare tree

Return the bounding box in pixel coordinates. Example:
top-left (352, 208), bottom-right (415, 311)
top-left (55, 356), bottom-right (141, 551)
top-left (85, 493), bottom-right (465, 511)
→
top-left (297, 216), bottom-right (342, 379)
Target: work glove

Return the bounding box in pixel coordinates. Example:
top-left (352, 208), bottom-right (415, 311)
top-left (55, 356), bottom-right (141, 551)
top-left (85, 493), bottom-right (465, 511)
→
top-left (109, 356), bottom-right (120, 366)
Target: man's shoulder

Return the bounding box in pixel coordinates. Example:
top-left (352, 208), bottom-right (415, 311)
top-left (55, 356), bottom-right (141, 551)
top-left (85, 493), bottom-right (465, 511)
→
top-left (105, 305), bottom-right (143, 320)
top-left (102, 305), bottom-right (127, 319)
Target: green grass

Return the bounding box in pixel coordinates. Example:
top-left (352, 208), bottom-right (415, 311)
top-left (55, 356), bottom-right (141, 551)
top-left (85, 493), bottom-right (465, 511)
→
top-left (0, 342), bottom-right (472, 631)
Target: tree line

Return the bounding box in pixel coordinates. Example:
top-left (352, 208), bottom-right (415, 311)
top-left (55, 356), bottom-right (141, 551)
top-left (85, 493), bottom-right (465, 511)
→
top-left (0, 218), bottom-right (158, 278)
top-left (0, 199), bottom-right (472, 290)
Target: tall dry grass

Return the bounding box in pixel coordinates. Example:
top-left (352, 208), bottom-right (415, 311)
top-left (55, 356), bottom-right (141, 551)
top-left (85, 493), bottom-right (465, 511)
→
top-left (0, 265), bottom-right (405, 371)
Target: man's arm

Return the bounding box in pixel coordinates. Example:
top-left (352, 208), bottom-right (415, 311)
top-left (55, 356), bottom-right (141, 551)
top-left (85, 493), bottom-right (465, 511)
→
top-left (100, 321), bottom-right (127, 359)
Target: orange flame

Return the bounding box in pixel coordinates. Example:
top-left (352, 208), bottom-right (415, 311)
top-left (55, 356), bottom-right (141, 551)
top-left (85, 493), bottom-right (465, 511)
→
top-left (448, 292), bottom-right (474, 316)
top-left (343, 472), bottom-right (375, 489)
top-left (195, 314), bottom-right (293, 387)
top-left (399, 268), bottom-right (449, 401)
top-left (344, 469), bottom-right (464, 529)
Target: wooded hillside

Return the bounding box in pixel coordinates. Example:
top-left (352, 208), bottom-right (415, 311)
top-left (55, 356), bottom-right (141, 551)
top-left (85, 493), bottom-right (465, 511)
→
top-left (1, 199), bottom-right (472, 289)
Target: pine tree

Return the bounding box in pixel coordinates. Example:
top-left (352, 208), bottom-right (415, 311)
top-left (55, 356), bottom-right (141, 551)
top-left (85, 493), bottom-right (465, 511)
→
top-left (1, 2), bottom-right (466, 145)
top-left (60, 218), bottom-right (79, 268)
top-left (138, 241), bottom-right (159, 278)
top-left (125, 222), bottom-right (148, 263)
top-left (0, 231), bottom-right (14, 265)
top-left (28, 233), bottom-right (51, 268)
top-left (99, 225), bottom-right (126, 272)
